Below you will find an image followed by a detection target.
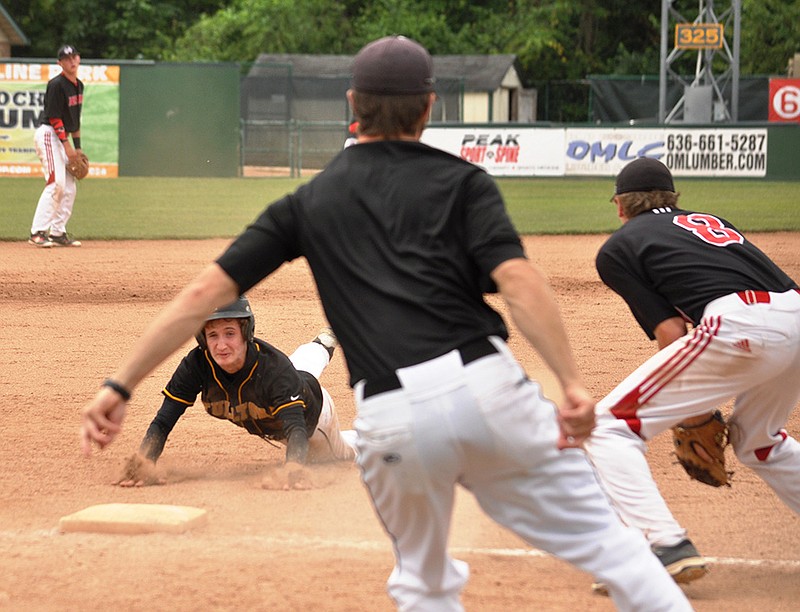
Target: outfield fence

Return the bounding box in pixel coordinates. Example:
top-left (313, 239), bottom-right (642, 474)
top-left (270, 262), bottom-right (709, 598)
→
top-left (1, 60), bottom-right (798, 180)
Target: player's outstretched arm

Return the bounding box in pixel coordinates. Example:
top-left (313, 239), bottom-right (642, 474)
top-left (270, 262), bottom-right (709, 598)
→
top-left (80, 263), bottom-right (239, 456)
top-left (114, 452), bottom-right (165, 487)
top-left (80, 386), bottom-right (127, 455)
top-left (113, 423), bottom-right (172, 487)
top-left (492, 257), bottom-right (595, 449)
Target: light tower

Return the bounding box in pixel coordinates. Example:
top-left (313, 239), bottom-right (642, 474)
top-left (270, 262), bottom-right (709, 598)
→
top-left (658, 0), bottom-right (742, 123)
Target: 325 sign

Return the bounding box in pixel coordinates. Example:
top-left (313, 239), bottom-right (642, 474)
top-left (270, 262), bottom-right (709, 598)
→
top-left (674, 23), bottom-right (723, 49)
top-left (769, 79), bottom-right (800, 123)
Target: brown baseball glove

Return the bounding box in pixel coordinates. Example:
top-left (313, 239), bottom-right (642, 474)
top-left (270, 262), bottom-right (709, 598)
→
top-left (672, 410), bottom-right (732, 487)
top-left (67, 150), bottom-right (89, 180)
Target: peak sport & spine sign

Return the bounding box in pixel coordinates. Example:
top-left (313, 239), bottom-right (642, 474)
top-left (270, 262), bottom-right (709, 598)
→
top-left (460, 133), bottom-right (521, 164)
top-left (420, 128), bottom-right (565, 176)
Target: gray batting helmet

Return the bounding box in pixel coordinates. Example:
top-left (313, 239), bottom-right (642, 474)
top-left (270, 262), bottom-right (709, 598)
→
top-left (196, 295), bottom-right (255, 349)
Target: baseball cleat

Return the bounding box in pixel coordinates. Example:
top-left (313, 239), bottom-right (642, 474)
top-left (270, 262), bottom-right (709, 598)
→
top-left (49, 232), bottom-right (82, 247)
top-left (313, 327), bottom-right (338, 357)
top-left (592, 538), bottom-right (708, 596)
top-left (29, 231), bottom-right (53, 247)
top-left (653, 538), bottom-right (708, 581)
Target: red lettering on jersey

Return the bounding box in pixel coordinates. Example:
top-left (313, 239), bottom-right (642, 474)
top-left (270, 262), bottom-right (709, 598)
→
top-left (673, 213), bottom-right (744, 247)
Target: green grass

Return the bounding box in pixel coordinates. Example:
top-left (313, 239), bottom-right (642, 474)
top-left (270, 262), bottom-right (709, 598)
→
top-left (4, 177), bottom-right (303, 240)
top-left (500, 177), bottom-right (800, 234)
top-left (3, 176), bottom-right (798, 241)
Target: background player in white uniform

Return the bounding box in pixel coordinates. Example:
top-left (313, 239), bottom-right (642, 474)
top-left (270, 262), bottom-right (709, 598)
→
top-left (585, 157), bottom-right (800, 590)
top-left (80, 37), bottom-right (692, 611)
top-left (30, 44), bottom-right (84, 248)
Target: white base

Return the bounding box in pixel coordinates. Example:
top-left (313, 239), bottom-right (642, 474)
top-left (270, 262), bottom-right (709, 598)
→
top-left (59, 503), bottom-right (207, 534)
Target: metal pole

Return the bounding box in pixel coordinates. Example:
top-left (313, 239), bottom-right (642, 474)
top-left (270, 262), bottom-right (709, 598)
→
top-left (703, 0), bottom-right (711, 89)
top-left (732, 0), bottom-right (741, 121)
top-left (659, 0), bottom-right (670, 123)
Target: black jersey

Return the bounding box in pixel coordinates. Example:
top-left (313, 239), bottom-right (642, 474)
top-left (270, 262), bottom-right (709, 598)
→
top-left (39, 73), bottom-right (83, 134)
top-left (141, 338), bottom-right (322, 461)
top-left (218, 141), bottom-right (525, 385)
top-left (596, 206), bottom-right (798, 339)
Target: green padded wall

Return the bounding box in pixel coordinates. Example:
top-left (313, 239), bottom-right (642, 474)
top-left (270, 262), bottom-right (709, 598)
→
top-left (119, 63), bottom-right (240, 177)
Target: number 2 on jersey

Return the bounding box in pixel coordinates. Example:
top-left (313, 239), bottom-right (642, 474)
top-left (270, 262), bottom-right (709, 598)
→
top-left (673, 213), bottom-right (744, 247)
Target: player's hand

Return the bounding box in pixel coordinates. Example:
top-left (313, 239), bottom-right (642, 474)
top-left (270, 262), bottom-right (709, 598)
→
top-left (114, 453), bottom-right (165, 487)
top-left (261, 461), bottom-right (314, 490)
top-left (556, 383), bottom-right (596, 450)
top-left (80, 386), bottom-right (127, 456)
top-left (66, 147), bottom-right (80, 164)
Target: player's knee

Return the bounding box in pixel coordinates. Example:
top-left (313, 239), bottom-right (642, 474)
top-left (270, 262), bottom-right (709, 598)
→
top-left (732, 433), bottom-right (789, 467)
top-left (594, 415), bottom-right (642, 442)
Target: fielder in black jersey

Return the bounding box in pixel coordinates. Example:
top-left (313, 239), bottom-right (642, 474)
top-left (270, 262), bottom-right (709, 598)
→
top-left (82, 37), bottom-right (692, 610)
top-left (115, 296), bottom-right (355, 488)
top-left (30, 44), bottom-right (84, 248)
top-left (596, 196), bottom-right (796, 340)
top-left (584, 157), bottom-right (800, 593)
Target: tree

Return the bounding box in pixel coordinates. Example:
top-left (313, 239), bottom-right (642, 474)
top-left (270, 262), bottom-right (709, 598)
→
top-left (6, 0), bottom-right (795, 78)
top-left (169, 0), bottom-right (353, 61)
top-left (347, 0), bottom-right (463, 54)
top-left (739, 0), bottom-right (800, 75)
top-left (5, 0), bottom-right (227, 60)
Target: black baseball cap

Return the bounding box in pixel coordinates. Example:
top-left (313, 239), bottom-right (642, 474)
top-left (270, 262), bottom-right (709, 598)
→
top-left (57, 45), bottom-right (79, 59)
top-left (612, 157), bottom-right (675, 200)
top-left (352, 36), bottom-right (435, 95)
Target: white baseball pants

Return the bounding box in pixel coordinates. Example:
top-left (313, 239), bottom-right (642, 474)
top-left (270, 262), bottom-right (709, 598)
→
top-left (32, 124), bottom-right (78, 236)
top-left (289, 341), bottom-right (356, 462)
top-left (585, 289), bottom-right (800, 546)
top-left (353, 337), bottom-right (691, 611)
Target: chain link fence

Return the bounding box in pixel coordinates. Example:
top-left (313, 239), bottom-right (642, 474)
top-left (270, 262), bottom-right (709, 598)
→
top-left (240, 62), bottom-right (465, 176)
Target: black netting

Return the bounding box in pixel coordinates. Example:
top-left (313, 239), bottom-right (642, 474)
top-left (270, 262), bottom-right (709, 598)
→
top-left (588, 76), bottom-right (770, 124)
top-left (240, 63), bottom-right (464, 172)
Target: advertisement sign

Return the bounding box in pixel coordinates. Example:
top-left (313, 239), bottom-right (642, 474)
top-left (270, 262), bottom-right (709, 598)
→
top-left (421, 127), bottom-right (565, 176)
top-left (769, 78), bottom-right (800, 123)
top-left (423, 126), bottom-right (767, 178)
top-left (566, 127), bottom-right (768, 178)
top-left (565, 128), bottom-right (664, 176)
top-left (0, 62), bottom-right (120, 178)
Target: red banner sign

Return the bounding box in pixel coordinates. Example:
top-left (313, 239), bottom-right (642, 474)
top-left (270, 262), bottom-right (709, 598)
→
top-left (769, 79), bottom-right (800, 122)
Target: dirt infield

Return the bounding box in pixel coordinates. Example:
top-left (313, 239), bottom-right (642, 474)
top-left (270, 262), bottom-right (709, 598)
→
top-left (1, 234), bottom-right (798, 611)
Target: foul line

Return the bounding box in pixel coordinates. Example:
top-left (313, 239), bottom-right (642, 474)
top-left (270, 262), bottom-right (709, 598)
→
top-left (456, 548), bottom-right (800, 569)
top-left (2, 530), bottom-right (799, 569)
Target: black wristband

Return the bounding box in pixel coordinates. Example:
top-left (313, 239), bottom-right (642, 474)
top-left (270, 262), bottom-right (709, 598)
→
top-left (102, 378), bottom-right (132, 401)
top-left (73, 137), bottom-right (81, 149)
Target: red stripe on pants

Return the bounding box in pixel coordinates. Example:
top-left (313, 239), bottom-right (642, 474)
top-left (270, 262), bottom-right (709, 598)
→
top-left (610, 317), bottom-right (720, 436)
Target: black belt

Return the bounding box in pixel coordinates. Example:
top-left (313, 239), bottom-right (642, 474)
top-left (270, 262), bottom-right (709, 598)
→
top-left (362, 337), bottom-right (499, 399)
